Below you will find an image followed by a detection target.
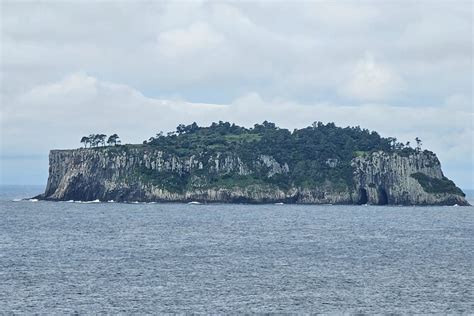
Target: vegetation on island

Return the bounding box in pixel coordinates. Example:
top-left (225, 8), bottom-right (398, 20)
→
top-left (81, 134), bottom-right (121, 148)
top-left (79, 121), bottom-right (438, 193)
top-left (153, 121), bottom-right (421, 191)
top-left (410, 172), bottom-right (465, 196)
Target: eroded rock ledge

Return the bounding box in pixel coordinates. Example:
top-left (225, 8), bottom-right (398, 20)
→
top-left (36, 147), bottom-right (468, 206)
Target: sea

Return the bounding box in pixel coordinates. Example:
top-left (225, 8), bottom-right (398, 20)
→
top-left (1, 185), bottom-right (473, 314)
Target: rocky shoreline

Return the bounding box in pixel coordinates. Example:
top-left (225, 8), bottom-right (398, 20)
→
top-left (36, 148), bottom-right (469, 206)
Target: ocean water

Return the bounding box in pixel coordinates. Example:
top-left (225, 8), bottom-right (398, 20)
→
top-left (0, 186), bottom-right (473, 313)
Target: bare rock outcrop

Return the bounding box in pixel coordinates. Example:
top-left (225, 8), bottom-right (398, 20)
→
top-left (38, 147), bottom-right (469, 205)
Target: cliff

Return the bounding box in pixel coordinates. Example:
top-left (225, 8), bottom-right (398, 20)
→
top-left (352, 151), bottom-right (467, 205)
top-left (39, 147), bottom-right (468, 205)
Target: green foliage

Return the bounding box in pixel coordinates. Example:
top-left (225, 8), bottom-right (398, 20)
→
top-left (137, 167), bottom-right (190, 193)
top-left (134, 121), bottom-right (421, 191)
top-left (107, 134), bottom-right (121, 146)
top-left (80, 136), bottom-right (90, 148)
top-left (398, 147), bottom-right (415, 157)
top-left (81, 133), bottom-right (118, 148)
top-left (411, 172), bottom-right (465, 196)
top-left (207, 174), bottom-right (271, 189)
top-left (353, 151), bottom-right (368, 157)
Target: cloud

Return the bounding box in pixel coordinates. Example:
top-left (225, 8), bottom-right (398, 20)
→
top-left (445, 93), bottom-right (472, 111)
top-left (1, 73), bottom-right (472, 187)
top-left (156, 22), bottom-right (224, 58)
top-left (0, 2), bottom-right (472, 187)
top-left (340, 53), bottom-right (404, 101)
top-left (2, 1), bottom-right (471, 103)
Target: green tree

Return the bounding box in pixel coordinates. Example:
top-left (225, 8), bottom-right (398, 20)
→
top-left (107, 134), bottom-right (120, 146)
top-left (80, 136), bottom-right (90, 148)
top-left (97, 134), bottom-right (107, 146)
top-left (415, 137), bottom-right (422, 151)
top-left (89, 134), bottom-right (98, 147)
top-left (176, 124), bottom-right (186, 134)
top-left (387, 137), bottom-right (397, 150)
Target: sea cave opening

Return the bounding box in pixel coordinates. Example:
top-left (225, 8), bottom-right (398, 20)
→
top-left (358, 188), bottom-right (368, 205)
top-left (377, 188), bottom-right (388, 205)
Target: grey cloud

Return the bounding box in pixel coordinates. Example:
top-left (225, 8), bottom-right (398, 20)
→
top-left (2, 1), bottom-right (471, 103)
top-left (1, 73), bottom-right (472, 187)
top-left (0, 1), bottom-right (472, 187)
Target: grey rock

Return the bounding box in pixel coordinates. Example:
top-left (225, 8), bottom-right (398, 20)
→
top-left (38, 148), bottom-right (469, 205)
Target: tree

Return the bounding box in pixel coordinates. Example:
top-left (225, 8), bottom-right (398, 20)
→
top-left (253, 121), bottom-right (277, 132)
top-left (107, 134), bottom-right (120, 146)
top-left (89, 134), bottom-right (96, 147)
top-left (387, 137), bottom-right (397, 150)
top-left (395, 142), bottom-right (405, 150)
top-left (415, 137), bottom-right (422, 151)
top-left (80, 136), bottom-right (90, 148)
top-left (186, 122), bottom-right (199, 133)
top-left (312, 121), bottom-right (323, 129)
top-left (88, 134), bottom-right (106, 147)
top-left (88, 134), bottom-right (97, 147)
top-left (176, 124), bottom-right (186, 135)
top-left (97, 134), bottom-right (107, 146)
top-left (262, 121), bottom-right (276, 129)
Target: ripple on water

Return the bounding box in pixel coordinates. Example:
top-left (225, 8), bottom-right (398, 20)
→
top-left (0, 199), bottom-right (473, 313)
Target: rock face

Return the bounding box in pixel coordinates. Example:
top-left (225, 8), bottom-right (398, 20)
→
top-left (352, 151), bottom-right (468, 205)
top-left (39, 147), bottom-right (469, 205)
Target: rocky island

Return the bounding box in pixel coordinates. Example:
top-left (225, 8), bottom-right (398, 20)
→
top-left (37, 121), bottom-right (469, 205)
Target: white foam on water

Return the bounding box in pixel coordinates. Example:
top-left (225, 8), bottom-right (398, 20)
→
top-left (12, 198), bottom-right (22, 202)
top-left (81, 199), bottom-right (101, 204)
top-left (66, 200), bottom-right (74, 203)
top-left (188, 201), bottom-right (201, 205)
top-left (108, 200), bottom-right (115, 203)
top-left (28, 199), bottom-right (39, 202)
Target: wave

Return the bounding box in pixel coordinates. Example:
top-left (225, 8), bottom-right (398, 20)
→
top-left (76, 199), bottom-right (101, 204)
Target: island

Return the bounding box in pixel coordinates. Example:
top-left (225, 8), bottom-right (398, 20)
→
top-left (36, 121), bottom-right (469, 205)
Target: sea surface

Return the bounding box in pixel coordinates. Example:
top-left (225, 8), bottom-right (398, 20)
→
top-left (1, 185), bottom-right (473, 313)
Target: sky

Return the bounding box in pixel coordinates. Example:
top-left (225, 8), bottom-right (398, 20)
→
top-left (0, 1), bottom-right (473, 189)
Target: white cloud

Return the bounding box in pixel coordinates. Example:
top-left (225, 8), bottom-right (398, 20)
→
top-left (0, 1), bottom-right (472, 187)
top-left (1, 73), bottom-right (472, 187)
top-left (2, 1), bottom-right (471, 103)
top-left (340, 54), bottom-right (404, 101)
top-left (445, 93), bottom-right (472, 111)
top-left (156, 22), bottom-right (224, 58)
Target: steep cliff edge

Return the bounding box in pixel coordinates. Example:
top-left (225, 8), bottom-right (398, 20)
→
top-left (38, 147), bottom-right (468, 205)
top-left (352, 151), bottom-right (467, 205)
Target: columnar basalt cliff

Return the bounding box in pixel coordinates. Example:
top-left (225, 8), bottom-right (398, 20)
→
top-left (352, 151), bottom-right (467, 205)
top-left (39, 146), bottom-right (468, 205)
